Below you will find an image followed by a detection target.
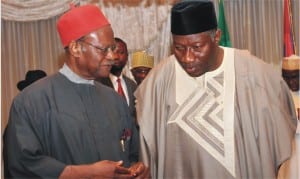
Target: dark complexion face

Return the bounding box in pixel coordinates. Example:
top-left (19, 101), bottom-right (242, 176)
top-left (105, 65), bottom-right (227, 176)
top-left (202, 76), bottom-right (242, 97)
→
top-left (69, 25), bottom-right (116, 79)
top-left (110, 41), bottom-right (128, 76)
top-left (172, 30), bottom-right (222, 77)
top-left (131, 66), bottom-right (152, 85)
top-left (282, 69), bottom-right (300, 91)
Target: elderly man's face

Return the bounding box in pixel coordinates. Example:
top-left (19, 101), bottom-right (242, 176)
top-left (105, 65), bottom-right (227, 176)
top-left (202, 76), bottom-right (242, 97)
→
top-left (75, 25), bottom-right (116, 79)
top-left (172, 30), bottom-right (221, 77)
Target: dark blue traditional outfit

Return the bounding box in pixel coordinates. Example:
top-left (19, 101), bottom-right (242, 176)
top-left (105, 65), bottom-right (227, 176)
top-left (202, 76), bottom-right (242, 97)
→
top-left (4, 64), bottom-right (139, 178)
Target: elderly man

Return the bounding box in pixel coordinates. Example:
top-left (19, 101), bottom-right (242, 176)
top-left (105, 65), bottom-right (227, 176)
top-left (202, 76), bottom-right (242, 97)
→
top-left (130, 51), bottom-right (154, 86)
top-left (135, 1), bottom-right (297, 178)
top-left (4, 4), bottom-right (149, 178)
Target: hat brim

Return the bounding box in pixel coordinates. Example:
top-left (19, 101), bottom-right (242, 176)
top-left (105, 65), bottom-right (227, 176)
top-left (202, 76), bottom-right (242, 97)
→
top-left (17, 80), bottom-right (29, 91)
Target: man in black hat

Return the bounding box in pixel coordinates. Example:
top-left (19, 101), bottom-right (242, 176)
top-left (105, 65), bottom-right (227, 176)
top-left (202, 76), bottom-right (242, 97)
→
top-left (17, 70), bottom-right (47, 91)
top-left (135, 0), bottom-right (297, 178)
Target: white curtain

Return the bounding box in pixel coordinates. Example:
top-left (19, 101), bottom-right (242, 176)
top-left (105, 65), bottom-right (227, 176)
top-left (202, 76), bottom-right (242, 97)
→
top-left (1, 0), bottom-right (300, 131)
top-left (2, 0), bottom-right (80, 21)
top-left (98, 1), bottom-right (172, 76)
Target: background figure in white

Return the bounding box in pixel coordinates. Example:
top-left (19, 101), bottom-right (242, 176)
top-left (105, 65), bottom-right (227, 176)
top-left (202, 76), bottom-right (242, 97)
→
top-left (278, 55), bottom-right (300, 179)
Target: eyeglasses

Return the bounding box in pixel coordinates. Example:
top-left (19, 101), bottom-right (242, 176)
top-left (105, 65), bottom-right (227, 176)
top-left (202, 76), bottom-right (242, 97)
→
top-left (79, 40), bottom-right (116, 56)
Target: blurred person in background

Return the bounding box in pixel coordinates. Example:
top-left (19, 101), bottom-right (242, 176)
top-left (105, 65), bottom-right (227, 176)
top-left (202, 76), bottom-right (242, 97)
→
top-left (278, 55), bottom-right (300, 179)
top-left (130, 51), bottom-right (154, 86)
top-left (97, 37), bottom-right (138, 126)
top-left (17, 70), bottom-right (47, 91)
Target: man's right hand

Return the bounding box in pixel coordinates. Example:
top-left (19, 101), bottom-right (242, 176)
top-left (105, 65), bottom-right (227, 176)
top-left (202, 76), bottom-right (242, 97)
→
top-left (91, 160), bottom-right (132, 178)
top-left (59, 160), bottom-right (133, 179)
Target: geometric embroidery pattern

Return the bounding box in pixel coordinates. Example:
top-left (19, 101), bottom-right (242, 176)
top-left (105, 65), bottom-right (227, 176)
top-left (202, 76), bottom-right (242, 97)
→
top-left (184, 72), bottom-right (224, 156)
top-left (169, 71), bottom-right (235, 177)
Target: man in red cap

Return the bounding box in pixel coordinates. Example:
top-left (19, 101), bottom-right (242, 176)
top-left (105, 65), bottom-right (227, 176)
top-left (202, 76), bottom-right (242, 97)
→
top-left (4, 4), bottom-right (149, 179)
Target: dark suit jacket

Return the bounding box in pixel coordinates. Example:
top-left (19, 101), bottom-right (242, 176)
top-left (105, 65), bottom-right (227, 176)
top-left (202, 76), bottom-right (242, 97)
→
top-left (97, 75), bottom-right (137, 120)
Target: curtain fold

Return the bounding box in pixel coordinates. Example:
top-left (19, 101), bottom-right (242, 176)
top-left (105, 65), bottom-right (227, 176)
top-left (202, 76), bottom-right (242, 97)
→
top-left (1, 0), bottom-right (300, 133)
top-left (1, 0), bottom-right (80, 21)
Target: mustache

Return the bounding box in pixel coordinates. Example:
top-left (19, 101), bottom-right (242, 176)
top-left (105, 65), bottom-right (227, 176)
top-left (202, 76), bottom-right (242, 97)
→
top-left (181, 63), bottom-right (195, 68)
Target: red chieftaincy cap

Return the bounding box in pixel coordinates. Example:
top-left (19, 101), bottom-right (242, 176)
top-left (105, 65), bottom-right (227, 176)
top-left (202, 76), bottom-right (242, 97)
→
top-left (57, 4), bottom-right (110, 47)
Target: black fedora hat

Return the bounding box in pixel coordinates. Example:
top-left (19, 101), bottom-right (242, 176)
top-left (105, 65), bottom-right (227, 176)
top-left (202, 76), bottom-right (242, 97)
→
top-left (17, 70), bottom-right (47, 91)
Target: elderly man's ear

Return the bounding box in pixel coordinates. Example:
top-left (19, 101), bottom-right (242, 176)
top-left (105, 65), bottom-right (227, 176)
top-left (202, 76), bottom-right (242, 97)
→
top-left (69, 41), bottom-right (84, 57)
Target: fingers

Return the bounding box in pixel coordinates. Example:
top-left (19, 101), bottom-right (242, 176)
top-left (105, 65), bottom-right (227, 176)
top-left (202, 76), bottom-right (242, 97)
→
top-left (130, 162), bottom-right (151, 178)
top-left (92, 160), bottom-right (132, 178)
top-left (111, 161), bottom-right (151, 178)
top-left (115, 165), bottom-right (131, 175)
top-left (114, 162), bottom-right (133, 179)
top-left (134, 167), bottom-right (151, 179)
top-left (116, 160), bottom-right (124, 166)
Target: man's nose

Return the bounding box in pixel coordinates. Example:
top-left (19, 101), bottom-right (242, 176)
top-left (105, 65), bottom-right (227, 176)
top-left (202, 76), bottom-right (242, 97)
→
top-left (182, 47), bottom-right (195, 63)
top-left (105, 48), bottom-right (116, 62)
top-left (106, 48), bottom-right (119, 61)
